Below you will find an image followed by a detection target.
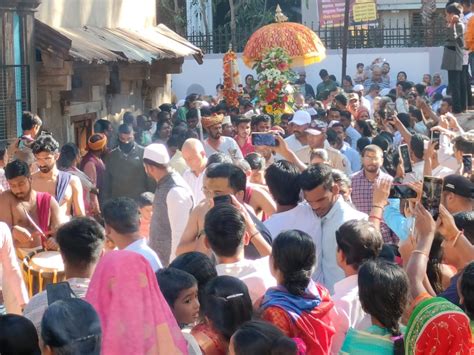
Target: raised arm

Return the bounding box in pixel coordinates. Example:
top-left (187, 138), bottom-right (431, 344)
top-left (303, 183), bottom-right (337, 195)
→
top-left (406, 203), bottom-right (437, 299)
top-left (393, 115), bottom-right (413, 146)
top-left (176, 203), bottom-right (209, 256)
top-left (70, 176), bottom-right (85, 217)
top-left (249, 186), bottom-right (277, 218)
top-left (0, 223), bottom-right (28, 311)
top-left (437, 205), bottom-right (474, 269)
top-left (271, 135), bottom-right (307, 172)
top-left (230, 195), bottom-right (271, 257)
top-left (370, 177), bottom-right (392, 231)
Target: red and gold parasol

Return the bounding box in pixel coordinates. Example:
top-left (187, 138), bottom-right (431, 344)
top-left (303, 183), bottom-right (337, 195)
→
top-left (243, 5), bottom-right (326, 68)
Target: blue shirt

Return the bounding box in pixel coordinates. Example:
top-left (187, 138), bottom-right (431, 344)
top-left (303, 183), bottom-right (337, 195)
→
top-left (341, 143), bottom-right (361, 173)
top-left (438, 273), bottom-right (461, 306)
top-left (383, 199), bottom-right (412, 241)
top-left (345, 126), bottom-right (362, 150)
top-left (125, 239), bottom-right (163, 272)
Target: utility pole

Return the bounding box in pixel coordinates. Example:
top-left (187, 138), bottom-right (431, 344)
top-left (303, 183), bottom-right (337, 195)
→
top-left (341, 0), bottom-right (351, 81)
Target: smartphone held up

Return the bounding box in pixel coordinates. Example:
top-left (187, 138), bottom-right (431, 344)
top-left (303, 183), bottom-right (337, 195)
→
top-left (462, 154), bottom-right (472, 176)
top-left (251, 133), bottom-right (278, 147)
top-left (421, 176), bottom-right (443, 220)
top-left (431, 130), bottom-right (440, 150)
top-left (399, 144), bottom-right (413, 174)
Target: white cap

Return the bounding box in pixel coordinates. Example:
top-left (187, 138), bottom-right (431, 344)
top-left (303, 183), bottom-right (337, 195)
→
top-left (144, 143), bottom-right (170, 164)
top-left (306, 129), bottom-right (323, 136)
top-left (353, 84), bottom-right (364, 92)
top-left (291, 110), bottom-right (311, 126)
top-left (176, 99), bottom-right (186, 108)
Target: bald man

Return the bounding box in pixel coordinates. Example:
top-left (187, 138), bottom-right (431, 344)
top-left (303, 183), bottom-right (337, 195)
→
top-left (182, 138), bottom-right (208, 203)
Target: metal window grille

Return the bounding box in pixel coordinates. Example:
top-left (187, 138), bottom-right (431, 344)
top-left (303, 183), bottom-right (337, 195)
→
top-left (186, 21), bottom-right (448, 54)
top-left (0, 64), bottom-right (30, 142)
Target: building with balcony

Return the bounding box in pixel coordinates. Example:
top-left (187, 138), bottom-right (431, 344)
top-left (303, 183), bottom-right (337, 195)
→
top-left (303, 0), bottom-right (447, 29)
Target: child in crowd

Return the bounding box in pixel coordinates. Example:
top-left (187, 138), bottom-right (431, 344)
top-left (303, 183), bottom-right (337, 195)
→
top-left (157, 267), bottom-right (202, 354)
top-left (260, 230), bottom-right (335, 354)
top-left (229, 320), bottom-right (299, 355)
top-left (191, 276), bottom-right (253, 355)
top-left (157, 267), bottom-right (200, 327)
top-left (341, 259), bottom-right (408, 354)
top-left (169, 252), bottom-right (218, 312)
top-left (137, 192), bottom-right (154, 239)
top-left (329, 220), bottom-right (383, 353)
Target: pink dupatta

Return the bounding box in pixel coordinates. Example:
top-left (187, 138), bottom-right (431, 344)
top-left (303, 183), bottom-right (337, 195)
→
top-left (85, 251), bottom-right (188, 355)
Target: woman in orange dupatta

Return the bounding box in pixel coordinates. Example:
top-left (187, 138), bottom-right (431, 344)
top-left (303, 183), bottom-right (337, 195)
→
top-left (85, 251), bottom-right (188, 355)
top-left (191, 276), bottom-right (253, 355)
top-left (260, 230), bottom-right (335, 354)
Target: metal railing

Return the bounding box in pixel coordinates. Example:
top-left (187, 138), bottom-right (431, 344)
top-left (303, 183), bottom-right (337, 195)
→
top-left (0, 65), bottom-right (31, 141)
top-left (187, 20), bottom-right (448, 54)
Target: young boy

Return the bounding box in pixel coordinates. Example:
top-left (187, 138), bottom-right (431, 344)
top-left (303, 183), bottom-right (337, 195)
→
top-left (156, 267), bottom-right (200, 327)
top-left (137, 192), bottom-right (154, 239)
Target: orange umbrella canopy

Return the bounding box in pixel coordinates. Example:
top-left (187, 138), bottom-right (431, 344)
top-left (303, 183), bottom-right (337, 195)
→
top-left (243, 7), bottom-right (326, 68)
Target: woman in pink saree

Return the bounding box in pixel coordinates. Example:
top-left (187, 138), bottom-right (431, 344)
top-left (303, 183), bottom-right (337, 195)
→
top-left (85, 250), bottom-right (188, 355)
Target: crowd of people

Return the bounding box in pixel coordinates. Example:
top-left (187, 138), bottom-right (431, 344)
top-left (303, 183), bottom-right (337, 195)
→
top-left (0, 2), bottom-right (474, 355)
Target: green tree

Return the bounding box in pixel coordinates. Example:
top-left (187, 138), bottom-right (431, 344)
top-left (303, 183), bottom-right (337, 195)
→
top-left (215, 0), bottom-right (300, 50)
top-left (157, 0), bottom-right (187, 35)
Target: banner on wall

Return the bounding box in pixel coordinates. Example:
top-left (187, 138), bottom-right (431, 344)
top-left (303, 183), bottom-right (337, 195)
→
top-left (318, 0), bottom-right (378, 27)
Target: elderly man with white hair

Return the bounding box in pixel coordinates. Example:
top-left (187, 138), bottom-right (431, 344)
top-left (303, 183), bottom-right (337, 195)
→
top-left (182, 138), bottom-right (208, 203)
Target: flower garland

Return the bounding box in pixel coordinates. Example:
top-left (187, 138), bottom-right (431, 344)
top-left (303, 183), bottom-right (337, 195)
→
top-left (223, 50), bottom-right (240, 108)
top-left (254, 47), bottom-right (296, 121)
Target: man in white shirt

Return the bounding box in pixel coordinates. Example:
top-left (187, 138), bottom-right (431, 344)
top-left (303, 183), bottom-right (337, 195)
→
top-left (438, 132), bottom-right (474, 171)
top-left (294, 120), bottom-right (352, 175)
top-left (23, 217), bottom-right (104, 333)
top-left (182, 138), bottom-right (207, 203)
top-left (284, 110), bottom-right (310, 154)
top-left (329, 220), bottom-right (383, 353)
top-left (364, 84), bottom-right (380, 114)
top-left (0, 223), bottom-right (28, 315)
top-left (353, 85), bottom-right (371, 112)
top-left (299, 163), bottom-right (367, 293)
top-left (201, 114), bottom-right (243, 160)
top-left (264, 160), bottom-right (321, 241)
top-left (102, 197), bottom-right (162, 272)
top-left (204, 202), bottom-right (275, 304)
top-left (144, 143), bottom-right (194, 265)
top-left (423, 140), bottom-right (454, 178)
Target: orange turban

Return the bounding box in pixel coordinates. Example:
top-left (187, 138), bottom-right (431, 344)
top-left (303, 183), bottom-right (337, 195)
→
top-left (88, 133), bottom-right (107, 151)
top-left (201, 114), bottom-right (224, 130)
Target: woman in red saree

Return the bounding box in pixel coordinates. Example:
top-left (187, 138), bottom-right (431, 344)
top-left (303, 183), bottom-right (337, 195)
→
top-left (260, 230), bottom-right (335, 354)
top-left (85, 251), bottom-right (188, 355)
top-left (191, 276), bottom-right (253, 355)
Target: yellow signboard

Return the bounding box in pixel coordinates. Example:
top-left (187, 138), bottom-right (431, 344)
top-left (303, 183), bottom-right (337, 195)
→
top-left (353, 0), bottom-right (377, 23)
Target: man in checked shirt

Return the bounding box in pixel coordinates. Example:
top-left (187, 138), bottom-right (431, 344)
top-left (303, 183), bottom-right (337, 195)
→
top-left (351, 144), bottom-right (398, 244)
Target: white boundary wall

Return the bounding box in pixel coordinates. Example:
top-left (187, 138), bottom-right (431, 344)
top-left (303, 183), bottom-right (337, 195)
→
top-left (171, 47), bottom-right (445, 100)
